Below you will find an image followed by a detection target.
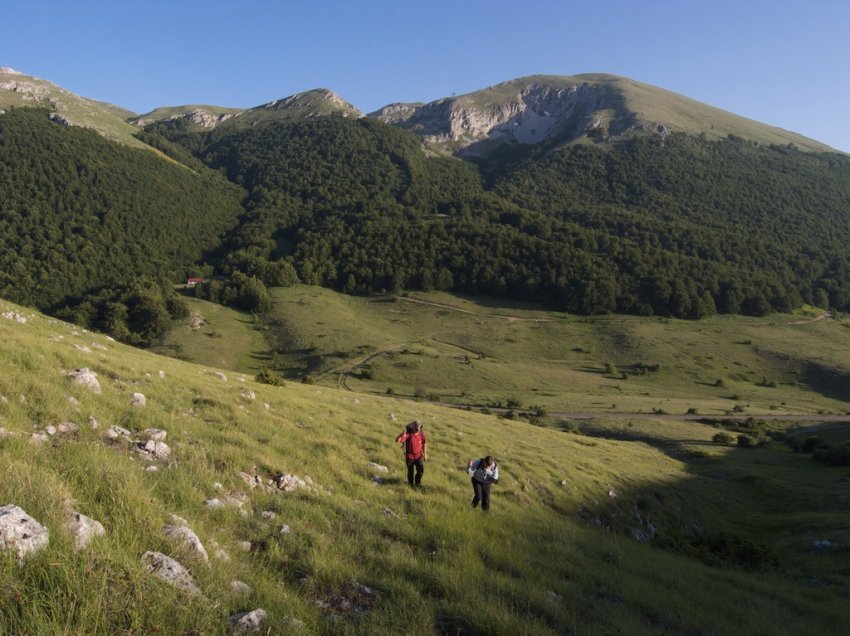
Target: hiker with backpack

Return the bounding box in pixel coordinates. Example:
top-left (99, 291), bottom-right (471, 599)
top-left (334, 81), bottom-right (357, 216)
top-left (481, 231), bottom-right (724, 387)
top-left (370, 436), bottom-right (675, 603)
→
top-left (467, 455), bottom-right (499, 511)
top-left (395, 420), bottom-right (428, 488)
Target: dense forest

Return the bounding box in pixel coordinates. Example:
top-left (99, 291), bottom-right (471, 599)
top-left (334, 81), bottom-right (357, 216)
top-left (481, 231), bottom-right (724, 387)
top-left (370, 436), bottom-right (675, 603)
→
top-left (0, 108), bottom-right (245, 337)
top-left (4, 105), bottom-right (850, 343)
top-left (151, 115), bottom-right (850, 317)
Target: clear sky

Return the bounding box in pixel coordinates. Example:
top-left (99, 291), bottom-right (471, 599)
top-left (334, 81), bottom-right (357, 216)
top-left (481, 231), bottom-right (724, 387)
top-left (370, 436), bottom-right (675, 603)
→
top-left (3, 0), bottom-right (849, 151)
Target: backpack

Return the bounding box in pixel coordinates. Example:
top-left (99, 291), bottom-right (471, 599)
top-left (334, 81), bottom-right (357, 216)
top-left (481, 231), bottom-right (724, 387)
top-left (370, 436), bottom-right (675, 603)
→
top-left (405, 430), bottom-right (425, 459)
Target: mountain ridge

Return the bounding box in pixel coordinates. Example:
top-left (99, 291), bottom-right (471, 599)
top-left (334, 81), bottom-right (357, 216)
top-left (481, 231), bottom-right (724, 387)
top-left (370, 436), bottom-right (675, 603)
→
top-left (3, 67), bottom-right (830, 154)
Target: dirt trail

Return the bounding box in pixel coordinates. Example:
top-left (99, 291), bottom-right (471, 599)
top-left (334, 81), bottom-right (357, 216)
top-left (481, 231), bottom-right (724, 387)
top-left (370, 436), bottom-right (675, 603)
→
top-left (395, 295), bottom-right (552, 322)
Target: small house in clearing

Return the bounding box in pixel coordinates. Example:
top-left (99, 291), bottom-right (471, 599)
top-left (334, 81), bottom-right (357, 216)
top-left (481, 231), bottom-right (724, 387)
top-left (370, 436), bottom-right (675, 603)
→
top-left (186, 277), bottom-right (206, 286)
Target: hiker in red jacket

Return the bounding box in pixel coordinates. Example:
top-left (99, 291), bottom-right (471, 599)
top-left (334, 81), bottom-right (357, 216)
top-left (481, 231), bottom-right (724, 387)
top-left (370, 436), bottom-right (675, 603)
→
top-left (395, 420), bottom-right (428, 488)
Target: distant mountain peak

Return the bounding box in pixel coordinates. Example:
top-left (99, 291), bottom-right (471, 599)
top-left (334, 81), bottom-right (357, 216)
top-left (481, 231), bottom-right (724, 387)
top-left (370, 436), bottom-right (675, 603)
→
top-left (255, 88), bottom-right (362, 118)
top-left (0, 67), bottom-right (142, 147)
top-left (371, 73), bottom-right (833, 156)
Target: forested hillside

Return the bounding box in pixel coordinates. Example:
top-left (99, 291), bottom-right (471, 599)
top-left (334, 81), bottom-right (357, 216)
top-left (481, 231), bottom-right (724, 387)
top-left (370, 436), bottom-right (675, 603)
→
top-left (0, 109), bottom-right (245, 310)
top-left (152, 116), bottom-right (850, 317)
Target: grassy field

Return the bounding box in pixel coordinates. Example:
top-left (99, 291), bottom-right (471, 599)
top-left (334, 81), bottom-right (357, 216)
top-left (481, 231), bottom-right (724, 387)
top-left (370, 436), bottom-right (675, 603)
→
top-left (2, 298), bottom-right (848, 634)
top-left (161, 286), bottom-right (850, 420)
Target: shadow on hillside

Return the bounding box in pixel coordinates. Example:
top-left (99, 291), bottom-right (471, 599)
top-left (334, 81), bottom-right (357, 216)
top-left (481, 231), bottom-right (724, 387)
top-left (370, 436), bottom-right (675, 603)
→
top-left (561, 428), bottom-right (850, 594)
top-left (801, 361), bottom-right (850, 402)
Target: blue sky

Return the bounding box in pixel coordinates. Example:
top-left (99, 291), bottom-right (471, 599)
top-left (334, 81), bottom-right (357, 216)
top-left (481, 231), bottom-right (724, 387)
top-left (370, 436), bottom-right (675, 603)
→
top-left (3, 0), bottom-right (850, 151)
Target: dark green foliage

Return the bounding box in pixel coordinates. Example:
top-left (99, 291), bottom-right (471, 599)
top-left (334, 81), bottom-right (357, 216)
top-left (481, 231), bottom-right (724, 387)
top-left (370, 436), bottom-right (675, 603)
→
top-left (812, 443), bottom-right (850, 466)
top-left (255, 368), bottom-right (285, 386)
top-left (654, 530), bottom-right (778, 570)
top-left (151, 114), bottom-right (850, 318)
top-left (194, 273), bottom-right (271, 313)
top-left (712, 432), bottom-right (734, 444)
top-left (0, 108), bottom-right (244, 310)
top-left (55, 277), bottom-right (187, 345)
top-left (11, 104), bottom-right (850, 324)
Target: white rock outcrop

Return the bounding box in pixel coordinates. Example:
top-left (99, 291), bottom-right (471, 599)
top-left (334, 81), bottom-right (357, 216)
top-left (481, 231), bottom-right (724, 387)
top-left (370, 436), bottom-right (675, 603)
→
top-left (0, 505), bottom-right (50, 563)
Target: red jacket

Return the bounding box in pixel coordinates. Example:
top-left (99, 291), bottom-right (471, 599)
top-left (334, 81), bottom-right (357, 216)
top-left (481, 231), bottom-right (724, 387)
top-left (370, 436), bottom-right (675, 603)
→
top-left (398, 431), bottom-right (427, 460)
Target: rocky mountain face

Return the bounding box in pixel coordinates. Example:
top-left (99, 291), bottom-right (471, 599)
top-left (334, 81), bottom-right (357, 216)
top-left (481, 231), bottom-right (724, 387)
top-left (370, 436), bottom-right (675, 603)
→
top-left (370, 75), bottom-right (650, 156)
top-left (132, 89), bottom-right (362, 132)
top-left (129, 106), bottom-right (239, 129)
top-left (370, 74), bottom-right (833, 156)
top-left (0, 67), bottom-right (143, 147)
top-left (1, 68), bottom-right (835, 155)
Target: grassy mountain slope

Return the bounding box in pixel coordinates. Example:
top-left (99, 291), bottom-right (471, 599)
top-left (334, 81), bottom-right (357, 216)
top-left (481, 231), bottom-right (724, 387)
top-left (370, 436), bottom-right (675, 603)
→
top-left (135, 89), bottom-right (361, 135)
top-left (0, 67), bottom-right (145, 148)
top-left (373, 74), bottom-right (835, 155)
top-left (0, 108), bottom-right (245, 310)
top-left (156, 286), bottom-right (850, 418)
top-left (1, 299), bottom-right (848, 634)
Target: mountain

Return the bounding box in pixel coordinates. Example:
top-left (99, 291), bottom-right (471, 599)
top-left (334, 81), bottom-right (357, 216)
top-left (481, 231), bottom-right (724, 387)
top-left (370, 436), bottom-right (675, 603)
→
top-left (5, 68), bottom-right (850, 332)
top-left (0, 67), bottom-right (145, 148)
top-left (370, 74), bottom-right (835, 158)
top-left (0, 107), bottom-right (245, 313)
top-left (132, 88), bottom-right (361, 133)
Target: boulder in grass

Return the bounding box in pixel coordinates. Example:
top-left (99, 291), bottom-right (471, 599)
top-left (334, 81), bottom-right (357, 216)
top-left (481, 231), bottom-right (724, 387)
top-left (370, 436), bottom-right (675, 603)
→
top-left (163, 515), bottom-right (208, 562)
top-left (228, 609), bottom-right (268, 635)
top-left (141, 551), bottom-right (200, 594)
top-left (230, 580), bottom-right (252, 596)
top-left (138, 440), bottom-right (171, 461)
top-left (67, 511), bottom-right (105, 550)
top-left (130, 392), bottom-right (146, 407)
top-left (67, 368), bottom-right (101, 394)
top-left (143, 428), bottom-right (167, 442)
top-left (0, 505), bottom-right (49, 564)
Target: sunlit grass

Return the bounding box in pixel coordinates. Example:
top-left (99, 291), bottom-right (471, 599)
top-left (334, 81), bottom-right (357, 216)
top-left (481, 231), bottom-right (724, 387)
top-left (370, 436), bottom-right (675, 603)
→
top-left (1, 298), bottom-right (848, 634)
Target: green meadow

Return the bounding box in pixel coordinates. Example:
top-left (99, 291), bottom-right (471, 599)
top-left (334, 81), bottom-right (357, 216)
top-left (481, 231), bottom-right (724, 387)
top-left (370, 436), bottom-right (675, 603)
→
top-left (0, 292), bottom-right (839, 633)
top-left (158, 286), bottom-right (850, 418)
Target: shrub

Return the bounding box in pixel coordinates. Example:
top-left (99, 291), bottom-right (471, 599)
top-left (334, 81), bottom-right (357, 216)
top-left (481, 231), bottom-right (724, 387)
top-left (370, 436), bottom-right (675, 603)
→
top-left (813, 443), bottom-right (850, 466)
top-left (712, 432), bottom-right (734, 445)
top-left (801, 435), bottom-right (826, 453)
top-left (301, 375), bottom-right (316, 385)
top-left (255, 368), bottom-right (285, 386)
top-left (736, 434), bottom-right (762, 448)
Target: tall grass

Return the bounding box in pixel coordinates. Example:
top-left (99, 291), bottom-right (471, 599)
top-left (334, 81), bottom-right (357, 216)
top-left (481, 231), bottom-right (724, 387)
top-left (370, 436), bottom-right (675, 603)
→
top-left (1, 299), bottom-right (848, 634)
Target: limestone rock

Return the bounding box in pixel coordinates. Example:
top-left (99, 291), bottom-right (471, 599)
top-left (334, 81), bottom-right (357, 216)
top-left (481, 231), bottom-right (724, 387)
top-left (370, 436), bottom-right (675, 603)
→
top-left (138, 440), bottom-right (171, 461)
top-left (57, 421), bottom-right (78, 434)
top-left (230, 579), bottom-right (252, 595)
top-left (0, 505), bottom-right (49, 564)
top-left (2, 310), bottom-right (27, 323)
top-left (67, 511), bottom-right (105, 550)
top-left (368, 462), bottom-right (389, 473)
top-left (141, 551), bottom-right (200, 594)
top-left (106, 425), bottom-right (133, 440)
top-left (163, 515), bottom-right (208, 562)
top-left (228, 608), bottom-right (268, 635)
top-left (67, 368), bottom-right (101, 394)
top-left (241, 389), bottom-right (256, 400)
top-left (143, 428), bottom-right (167, 442)
top-left (130, 392), bottom-right (146, 407)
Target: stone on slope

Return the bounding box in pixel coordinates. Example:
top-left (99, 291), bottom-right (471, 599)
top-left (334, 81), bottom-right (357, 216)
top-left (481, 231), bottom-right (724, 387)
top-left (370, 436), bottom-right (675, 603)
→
top-left (228, 608), bottom-right (268, 635)
top-left (67, 511), bottom-right (105, 550)
top-left (67, 368), bottom-right (101, 393)
top-left (130, 392), bottom-right (146, 407)
top-left (141, 551), bottom-right (200, 594)
top-left (163, 515), bottom-right (208, 562)
top-left (0, 505), bottom-right (49, 564)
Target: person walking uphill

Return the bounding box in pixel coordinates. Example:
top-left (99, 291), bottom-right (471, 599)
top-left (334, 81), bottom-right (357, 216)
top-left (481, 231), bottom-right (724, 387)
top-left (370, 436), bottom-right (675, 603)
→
top-left (467, 456), bottom-right (499, 511)
top-left (395, 420), bottom-right (428, 488)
